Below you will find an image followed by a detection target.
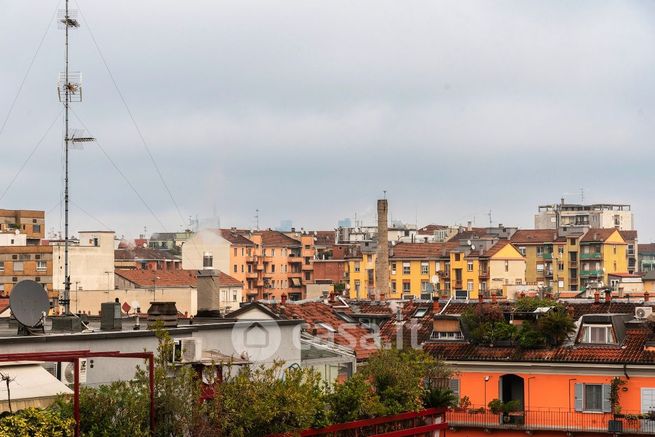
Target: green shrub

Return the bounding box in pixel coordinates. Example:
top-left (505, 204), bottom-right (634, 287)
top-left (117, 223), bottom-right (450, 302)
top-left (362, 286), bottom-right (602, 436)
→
top-left (0, 407), bottom-right (74, 437)
top-left (423, 387), bottom-right (457, 409)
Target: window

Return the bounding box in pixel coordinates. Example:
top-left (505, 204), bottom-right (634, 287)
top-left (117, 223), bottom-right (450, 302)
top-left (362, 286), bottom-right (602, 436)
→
top-left (391, 281), bottom-right (397, 292)
top-left (421, 262), bottom-right (429, 275)
top-left (241, 247), bottom-right (245, 256)
top-left (271, 264), bottom-right (276, 273)
top-left (13, 261), bottom-right (23, 272)
top-left (403, 262), bottom-right (411, 275)
top-left (403, 281), bottom-right (411, 293)
top-left (391, 263), bottom-right (397, 274)
top-left (536, 263), bottom-right (544, 272)
top-left (582, 325), bottom-right (614, 344)
top-left (454, 253), bottom-right (461, 261)
top-left (574, 383), bottom-right (610, 412)
top-left (467, 261), bottom-right (473, 272)
top-left (305, 271), bottom-right (311, 280)
top-left (569, 238), bottom-right (577, 245)
top-left (449, 379), bottom-right (460, 399)
top-left (354, 262), bottom-right (360, 272)
top-left (234, 248), bottom-right (237, 256)
top-left (515, 279), bottom-right (522, 285)
top-left (466, 280), bottom-right (473, 291)
top-left (505, 260), bottom-right (509, 272)
top-left (479, 281), bottom-right (486, 291)
top-left (241, 265), bottom-right (244, 273)
top-left (203, 253), bottom-right (213, 268)
top-left (0, 261), bottom-right (3, 272)
top-left (558, 262), bottom-right (565, 270)
top-left (455, 290), bottom-right (468, 299)
top-left (233, 264), bottom-right (237, 273)
top-left (413, 308), bottom-right (428, 318)
top-left (355, 280), bottom-right (360, 293)
top-left (518, 246), bottom-right (526, 256)
top-left (421, 281), bottom-right (430, 292)
top-left (367, 255), bottom-right (373, 263)
top-left (36, 261), bottom-right (46, 272)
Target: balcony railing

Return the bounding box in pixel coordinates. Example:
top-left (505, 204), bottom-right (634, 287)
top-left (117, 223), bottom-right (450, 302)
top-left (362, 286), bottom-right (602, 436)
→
top-left (580, 252), bottom-right (602, 260)
top-left (447, 409), bottom-right (655, 435)
top-left (542, 252), bottom-right (553, 260)
top-left (580, 269), bottom-right (603, 277)
top-left (479, 270), bottom-right (489, 279)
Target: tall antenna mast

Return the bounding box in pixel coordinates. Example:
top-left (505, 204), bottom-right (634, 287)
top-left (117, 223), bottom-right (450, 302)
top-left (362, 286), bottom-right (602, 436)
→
top-left (57, 1), bottom-right (93, 316)
top-left (255, 209), bottom-right (260, 230)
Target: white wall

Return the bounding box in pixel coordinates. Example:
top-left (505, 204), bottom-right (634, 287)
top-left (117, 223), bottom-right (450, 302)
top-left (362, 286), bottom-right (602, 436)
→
top-left (52, 231), bottom-right (115, 292)
top-left (181, 230), bottom-right (230, 271)
top-left (69, 287), bottom-right (198, 316)
top-left (0, 233), bottom-right (26, 246)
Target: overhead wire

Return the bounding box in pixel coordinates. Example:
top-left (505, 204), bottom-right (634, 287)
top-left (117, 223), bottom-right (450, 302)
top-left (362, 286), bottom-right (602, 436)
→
top-left (74, 1), bottom-right (187, 230)
top-left (69, 108), bottom-right (168, 231)
top-left (0, 109), bottom-right (64, 202)
top-left (0, 1), bottom-right (60, 141)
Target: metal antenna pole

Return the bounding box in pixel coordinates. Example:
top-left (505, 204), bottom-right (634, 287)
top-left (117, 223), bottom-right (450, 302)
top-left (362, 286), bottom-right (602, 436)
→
top-left (63, 0), bottom-right (71, 315)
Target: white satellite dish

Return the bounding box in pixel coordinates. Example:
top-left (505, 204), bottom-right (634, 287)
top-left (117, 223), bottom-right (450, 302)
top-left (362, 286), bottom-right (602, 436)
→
top-left (431, 275), bottom-right (439, 284)
top-left (467, 240), bottom-right (472, 246)
top-left (471, 244), bottom-right (476, 250)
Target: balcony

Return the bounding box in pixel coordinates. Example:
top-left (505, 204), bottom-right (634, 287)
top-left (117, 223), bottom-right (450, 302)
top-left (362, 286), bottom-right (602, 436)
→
top-left (479, 270), bottom-right (489, 279)
top-left (542, 252), bottom-right (553, 260)
top-left (581, 269), bottom-right (603, 277)
top-left (288, 255), bottom-right (302, 264)
top-left (454, 280), bottom-right (463, 289)
top-left (580, 252), bottom-right (602, 260)
top-left (447, 408), bottom-right (655, 435)
top-left (544, 270), bottom-right (554, 278)
top-left (302, 263), bottom-right (313, 270)
top-left (246, 256), bottom-right (257, 263)
top-left (245, 272), bottom-right (258, 279)
top-left (288, 271), bottom-right (302, 278)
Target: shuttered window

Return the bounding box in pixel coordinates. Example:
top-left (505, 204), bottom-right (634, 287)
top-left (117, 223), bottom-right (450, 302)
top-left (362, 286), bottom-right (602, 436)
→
top-left (574, 383), bottom-right (611, 412)
top-left (449, 379), bottom-right (460, 400)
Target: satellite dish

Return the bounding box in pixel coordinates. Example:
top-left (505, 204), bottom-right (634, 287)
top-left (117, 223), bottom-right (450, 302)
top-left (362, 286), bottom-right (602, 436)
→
top-left (431, 275), bottom-right (439, 284)
top-left (471, 244), bottom-right (476, 250)
top-left (10, 280), bottom-right (49, 327)
top-left (467, 240), bottom-right (472, 246)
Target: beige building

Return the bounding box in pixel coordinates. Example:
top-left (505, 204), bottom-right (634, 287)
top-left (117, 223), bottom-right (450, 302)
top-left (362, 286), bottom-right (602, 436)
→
top-left (181, 229), bottom-right (230, 272)
top-left (535, 202), bottom-right (634, 231)
top-left (52, 231), bottom-right (115, 292)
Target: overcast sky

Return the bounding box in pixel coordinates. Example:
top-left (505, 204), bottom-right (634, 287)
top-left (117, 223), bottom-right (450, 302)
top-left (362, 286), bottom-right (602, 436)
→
top-left (1, 0), bottom-right (654, 241)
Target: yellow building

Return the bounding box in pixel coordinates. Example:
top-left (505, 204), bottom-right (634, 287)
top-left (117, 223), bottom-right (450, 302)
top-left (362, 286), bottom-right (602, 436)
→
top-left (579, 228), bottom-right (627, 288)
top-left (345, 244), bottom-right (377, 299)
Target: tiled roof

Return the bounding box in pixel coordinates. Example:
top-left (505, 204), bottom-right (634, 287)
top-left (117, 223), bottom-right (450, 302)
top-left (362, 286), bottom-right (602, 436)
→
top-left (447, 228), bottom-right (492, 242)
top-left (350, 301), bottom-right (394, 316)
top-left (379, 301), bottom-right (438, 346)
top-left (115, 269), bottom-right (197, 287)
top-left (219, 229), bottom-right (254, 246)
top-left (257, 230), bottom-right (301, 247)
top-left (263, 302), bottom-right (379, 360)
top-left (313, 231), bottom-right (336, 246)
top-left (390, 242), bottom-right (458, 259)
top-left (115, 269), bottom-right (242, 288)
top-left (638, 243), bottom-right (655, 255)
top-left (581, 228), bottom-right (623, 243)
top-left (510, 229), bottom-right (560, 244)
top-left (483, 240), bottom-right (513, 258)
top-left (114, 247), bottom-right (178, 261)
top-left (423, 326), bottom-right (655, 365)
top-left (619, 230), bottom-right (638, 241)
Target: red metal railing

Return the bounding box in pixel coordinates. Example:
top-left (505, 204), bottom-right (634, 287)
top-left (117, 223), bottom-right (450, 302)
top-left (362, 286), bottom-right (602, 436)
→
top-left (447, 407), bottom-right (655, 434)
top-left (270, 408), bottom-right (447, 437)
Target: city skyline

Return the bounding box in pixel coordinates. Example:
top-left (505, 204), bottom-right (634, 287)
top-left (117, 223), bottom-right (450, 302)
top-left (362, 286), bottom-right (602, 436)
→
top-left (1, 0), bottom-right (654, 240)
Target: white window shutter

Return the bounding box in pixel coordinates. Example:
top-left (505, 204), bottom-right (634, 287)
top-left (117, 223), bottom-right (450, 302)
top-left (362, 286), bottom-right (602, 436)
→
top-left (602, 384), bottom-right (612, 413)
top-left (574, 383), bottom-right (583, 412)
top-left (449, 379), bottom-right (460, 399)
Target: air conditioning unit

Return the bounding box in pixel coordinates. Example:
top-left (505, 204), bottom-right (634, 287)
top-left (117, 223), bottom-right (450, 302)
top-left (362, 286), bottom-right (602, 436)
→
top-left (60, 359), bottom-right (88, 385)
top-left (172, 338), bottom-right (202, 363)
top-left (635, 307), bottom-right (653, 320)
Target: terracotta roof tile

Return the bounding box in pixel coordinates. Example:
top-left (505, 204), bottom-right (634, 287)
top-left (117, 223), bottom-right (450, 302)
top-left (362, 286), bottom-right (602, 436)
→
top-left (580, 228), bottom-right (623, 243)
top-left (418, 224), bottom-right (449, 234)
top-left (114, 247), bottom-right (178, 261)
top-left (510, 229), bottom-right (561, 244)
top-left (219, 229), bottom-right (255, 246)
top-left (115, 269), bottom-right (242, 288)
top-left (619, 230), bottom-right (638, 241)
top-left (257, 230), bottom-right (302, 247)
top-left (638, 243), bottom-right (655, 254)
top-left (390, 242), bottom-right (458, 259)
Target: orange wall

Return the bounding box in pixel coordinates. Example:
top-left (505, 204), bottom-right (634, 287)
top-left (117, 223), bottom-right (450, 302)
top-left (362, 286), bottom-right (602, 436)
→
top-left (456, 370), bottom-right (650, 412)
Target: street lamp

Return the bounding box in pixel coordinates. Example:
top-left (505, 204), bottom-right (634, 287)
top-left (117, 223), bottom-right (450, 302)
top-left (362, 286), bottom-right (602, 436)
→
top-left (484, 376), bottom-right (490, 408)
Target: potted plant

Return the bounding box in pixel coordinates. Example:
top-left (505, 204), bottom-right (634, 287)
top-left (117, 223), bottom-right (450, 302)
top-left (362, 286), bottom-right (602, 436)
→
top-left (457, 396), bottom-right (472, 412)
top-left (488, 399), bottom-right (503, 415)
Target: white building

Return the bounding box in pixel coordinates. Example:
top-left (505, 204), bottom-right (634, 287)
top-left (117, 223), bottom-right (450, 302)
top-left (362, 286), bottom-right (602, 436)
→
top-left (181, 229), bottom-right (230, 271)
top-left (52, 231), bottom-right (115, 292)
top-left (535, 202), bottom-right (634, 231)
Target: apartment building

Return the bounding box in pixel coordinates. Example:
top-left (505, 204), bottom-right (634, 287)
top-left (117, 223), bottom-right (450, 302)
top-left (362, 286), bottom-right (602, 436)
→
top-left (579, 228), bottom-right (628, 289)
top-left (0, 244), bottom-right (53, 300)
top-left (0, 209), bottom-right (45, 245)
top-left (638, 243), bottom-right (655, 272)
top-left (535, 202), bottom-right (634, 231)
top-left (620, 230), bottom-right (639, 273)
top-left (51, 231), bottom-right (116, 292)
top-left (220, 228), bottom-right (256, 296)
top-left (180, 229), bottom-right (230, 273)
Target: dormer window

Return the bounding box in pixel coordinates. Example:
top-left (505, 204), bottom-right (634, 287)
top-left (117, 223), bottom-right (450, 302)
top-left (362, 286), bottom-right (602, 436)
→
top-left (412, 308), bottom-right (428, 318)
top-left (581, 324), bottom-right (615, 344)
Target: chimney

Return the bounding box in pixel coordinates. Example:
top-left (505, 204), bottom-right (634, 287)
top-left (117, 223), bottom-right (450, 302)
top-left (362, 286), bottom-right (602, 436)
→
top-left (100, 301), bottom-right (122, 331)
top-left (281, 293), bottom-right (288, 305)
top-left (147, 301), bottom-right (178, 328)
top-left (375, 199), bottom-right (390, 300)
top-left (397, 306), bottom-right (403, 322)
top-left (195, 270), bottom-right (223, 318)
top-left (328, 292), bottom-right (334, 303)
top-left (645, 291), bottom-right (650, 302)
top-left (432, 296), bottom-right (440, 314)
top-left (605, 289), bottom-right (612, 303)
top-left (594, 291), bottom-right (600, 304)
top-left (467, 221), bottom-right (472, 231)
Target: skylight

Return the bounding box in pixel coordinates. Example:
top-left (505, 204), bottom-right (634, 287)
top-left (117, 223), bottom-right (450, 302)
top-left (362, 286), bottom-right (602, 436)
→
top-left (413, 308), bottom-right (428, 318)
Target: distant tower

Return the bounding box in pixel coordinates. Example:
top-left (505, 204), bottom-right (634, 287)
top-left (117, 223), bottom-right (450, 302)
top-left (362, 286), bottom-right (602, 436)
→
top-left (375, 199), bottom-right (390, 300)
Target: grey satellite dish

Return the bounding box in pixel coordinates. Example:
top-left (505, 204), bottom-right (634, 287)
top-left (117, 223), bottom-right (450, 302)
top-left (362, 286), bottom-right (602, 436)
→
top-left (10, 280), bottom-right (49, 328)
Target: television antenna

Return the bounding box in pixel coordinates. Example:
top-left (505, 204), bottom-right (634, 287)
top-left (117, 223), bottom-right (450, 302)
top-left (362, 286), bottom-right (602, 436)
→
top-left (57, 0), bottom-right (95, 318)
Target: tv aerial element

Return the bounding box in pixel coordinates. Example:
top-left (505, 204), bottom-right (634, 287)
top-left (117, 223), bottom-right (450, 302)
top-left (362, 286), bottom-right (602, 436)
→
top-left (10, 280), bottom-right (49, 335)
top-left (57, 72), bottom-right (83, 103)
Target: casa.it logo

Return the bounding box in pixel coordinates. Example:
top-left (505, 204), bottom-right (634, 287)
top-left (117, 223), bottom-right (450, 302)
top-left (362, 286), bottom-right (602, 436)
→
top-left (231, 320), bottom-right (281, 362)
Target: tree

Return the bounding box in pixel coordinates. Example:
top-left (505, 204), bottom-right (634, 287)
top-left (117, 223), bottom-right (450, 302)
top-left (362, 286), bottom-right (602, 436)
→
top-left (328, 373), bottom-right (385, 423)
top-left (0, 408), bottom-right (74, 437)
top-left (537, 309), bottom-right (576, 346)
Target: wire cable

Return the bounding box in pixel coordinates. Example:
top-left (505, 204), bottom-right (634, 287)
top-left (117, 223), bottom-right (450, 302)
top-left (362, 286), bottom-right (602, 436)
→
top-left (71, 200), bottom-right (111, 231)
top-left (0, 1), bottom-right (60, 141)
top-left (69, 108), bottom-right (168, 231)
top-left (75, 2), bottom-right (187, 230)
top-left (0, 109), bottom-right (64, 202)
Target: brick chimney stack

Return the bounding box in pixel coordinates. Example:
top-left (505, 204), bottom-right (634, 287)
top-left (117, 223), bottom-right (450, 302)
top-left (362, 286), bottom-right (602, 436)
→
top-left (645, 291), bottom-right (650, 302)
top-left (375, 199), bottom-right (390, 300)
top-left (432, 296), bottom-right (440, 314)
top-left (281, 293), bottom-right (288, 305)
top-left (594, 291), bottom-right (600, 304)
top-left (604, 289), bottom-right (612, 303)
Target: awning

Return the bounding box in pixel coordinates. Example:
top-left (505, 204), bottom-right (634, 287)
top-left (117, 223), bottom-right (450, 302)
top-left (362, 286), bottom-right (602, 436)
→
top-left (0, 363), bottom-right (73, 412)
top-left (290, 278), bottom-right (301, 287)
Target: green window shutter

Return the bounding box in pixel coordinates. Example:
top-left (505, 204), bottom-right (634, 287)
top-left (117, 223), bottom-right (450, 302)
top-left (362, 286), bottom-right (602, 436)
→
top-left (574, 383), bottom-right (584, 412)
top-left (602, 384), bottom-right (612, 413)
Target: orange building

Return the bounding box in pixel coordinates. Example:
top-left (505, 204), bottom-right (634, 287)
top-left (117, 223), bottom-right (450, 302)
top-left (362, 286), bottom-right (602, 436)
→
top-left (0, 209), bottom-right (45, 244)
top-left (381, 299), bottom-right (655, 436)
top-left (0, 245), bottom-right (54, 300)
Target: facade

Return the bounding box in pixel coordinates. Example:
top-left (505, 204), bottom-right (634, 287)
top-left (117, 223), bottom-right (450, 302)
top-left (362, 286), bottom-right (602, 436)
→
top-left (620, 230), bottom-right (639, 274)
top-left (148, 231), bottom-right (194, 251)
top-left (0, 244), bottom-right (53, 300)
top-left (52, 231), bottom-right (116, 292)
top-left (639, 244), bottom-right (655, 272)
top-left (579, 229), bottom-right (628, 288)
top-left (535, 202), bottom-right (634, 231)
top-left (220, 228), bottom-right (256, 296)
top-left (180, 229), bottom-right (230, 273)
top-left (0, 209), bottom-right (45, 245)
